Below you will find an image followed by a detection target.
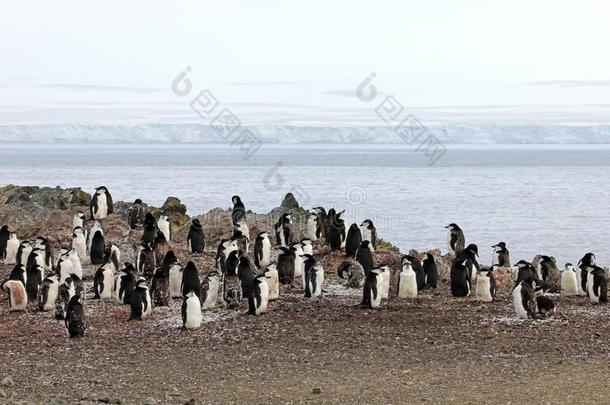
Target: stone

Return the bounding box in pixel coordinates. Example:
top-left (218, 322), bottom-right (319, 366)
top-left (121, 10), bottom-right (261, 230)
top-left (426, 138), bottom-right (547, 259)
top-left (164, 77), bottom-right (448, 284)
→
top-left (1, 376), bottom-right (14, 386)
top-left (312, 388), bottom-right (322, 395)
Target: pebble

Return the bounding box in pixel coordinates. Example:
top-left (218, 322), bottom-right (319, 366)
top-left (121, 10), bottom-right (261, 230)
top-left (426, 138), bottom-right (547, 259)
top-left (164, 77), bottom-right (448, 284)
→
top-left (0, 388), bottom-right (5, 397)
top-left (95, 392), bottom-right (110, 403)
top-left (312, 388), bottom-right (322, 395)
top-left (2, 376), bottom-right (14, 387)
top-left (143, 398), bottom-right (157, 405)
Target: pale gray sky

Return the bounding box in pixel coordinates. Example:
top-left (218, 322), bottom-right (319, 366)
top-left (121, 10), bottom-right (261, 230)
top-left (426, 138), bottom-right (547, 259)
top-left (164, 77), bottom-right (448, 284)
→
top-left (1, 0), bottom-right (609, 125)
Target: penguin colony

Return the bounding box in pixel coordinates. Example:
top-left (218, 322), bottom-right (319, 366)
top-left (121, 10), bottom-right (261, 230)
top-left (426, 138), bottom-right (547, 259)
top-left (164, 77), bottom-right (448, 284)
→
top-left (0, 187), bottom-right (608, 339)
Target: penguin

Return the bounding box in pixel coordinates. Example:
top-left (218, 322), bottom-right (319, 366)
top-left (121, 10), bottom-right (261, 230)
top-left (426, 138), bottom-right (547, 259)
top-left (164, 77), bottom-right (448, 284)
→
top-left (361, 268), bottom-right (383, 309)
top-left (201, 271), bottom-right (222, 310)
top-left (277, 246), bottom-right (296, 285)
top-left (181, 261), bottom-right (201, 299)
top-left (305, 212), bottom-right (319, 241)
top-left (355, 240), bottom-right (375, 274)
top-left (215, 239), bottom-right (238, 274)
top-left (475, 267), bottom-right (496, 303)
top-left (1, 278), bottom-right (27, 312)
top-left (0, 225), bottom-right (9, 260)
top-left (223, 258), bottom-right (243, 310)
top-left (376, 265), bottom-right (391, 300)
top-left (89, 224), bottom-right (105, 265)
top-left (187, 218), bottom-right (205, 253)
top-left (231, 195), bottom-right (246, 225)
top-left (130, 278), bottom-right (152, 320)
top-left (303, 255), bottom-right (324, 298)
top-left (162, 250), bottom-right (178, 270)
top-left (326, 209), bottom-right (346, 250)
top-left (233, 219), bottom-right (250, 251)
top-left (55, 277), bottom-right (76, 320)
top-left (292, 242), bottom-right (305, 285)
top-left (142, 212), bottom-right (157, 245)
top-left (446, 223), bottom-right (465, 256)
top-left (397, 259), bottom-right (418, 299)
top-left (90, 186), bottom-right (113, 220)
top-left (254, 232), bottom-right (272, 270)
top-left (169, 261), bottom-right (184, 299)
top-left (182, 290), bottom-right (202, 329)
top-left (238, 255), bottom-right (260, 298)
top-left (248, 273), bottom-right (270, 315)
top-left (58, 249), bottom-right (83, 283)
top-left (153, 230), bottom-right (169, 263)
top-left (586, 265), bottom-right (608, 304)
top-left (312, 207), bottom-right (327, 239)
top-left (301, 239), bottom-right (314, 255)
top-left (115, 264), bottom-right (137, 305)
top-left (34, 236), bottom-right (53, 272)
top-left (157, 214), bottom-right (171, 242)
top-left (136, 242), bottom-right (156, 279)
top-left (93, 246), bottom-right (120, 300)
top-left (16, 240), bottom-right (32, 268)
top-left (337, 259), bottom-right (365, 288)
top-left (4, 232), bottom-right (19, 265)
top-left (9, 264), bottom-right (26, 286)
top-left (345, 223), bottom-right (362, 258)
top-left (491, 242), bottom-right (510, 267)
top-left (422, 253), bottom-right (438, 289)
top-left (151, 266), bottom-right (170, 307)
top-left (264, 264), bottom-right (280, 301)
top-left (459, 244), bottom-right (480, 285)
top-left (514, 260), bottom-right (537, 284)
top-left (38, 274), bottom-right (60, 311)
top-left (579, 253), bottom-right (596, 296)
top-left (537, 255), bottom-right (560, 285)
top-left (359, 219), bottom-right (377, 251)
top-left (71, 226), bottom-right (87, 263)
top-left (275, 213), bottom-right (292, 247)
top-left (560, 263), bottom-right (579, 296)
top-left (25, 248), bottom-right (45, 301)
top-left (65, 295), bottom-right (86, 338)
top-left (450, 257), bottom-right (471, 298)
top-left (128, 199), bottom-right (146, 230)
top-left (407, 253), bottom-right (426, 291)
top-left (513, 277), bottom-right (538, 319)
top-left (72, 212), bottom-right (86, 232)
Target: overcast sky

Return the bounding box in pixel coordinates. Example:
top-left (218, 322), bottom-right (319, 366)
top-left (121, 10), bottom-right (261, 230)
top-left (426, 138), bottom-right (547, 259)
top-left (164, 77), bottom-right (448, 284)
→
top-left (1, 0), bottom-right (610, 125)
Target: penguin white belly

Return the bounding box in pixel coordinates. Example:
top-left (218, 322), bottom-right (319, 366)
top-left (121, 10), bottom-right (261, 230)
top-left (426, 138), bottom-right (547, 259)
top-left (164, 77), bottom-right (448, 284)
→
top-left (169, 266), bottom-right (182, 298)
top-left (305, 220), bottom-right (317, 241)
top-left (73, 237), bottom-right (87, 262)
top-left (5, 281), bottom-right (27, 311)
top-left (278, 231), bottom-right (286, 247)
top-left (95, 196), bottom-right (108, 219)
top-left (268, 270), bottom-right (279, 301)
top-left (202, 281), bottom-right (219, 310)
top-left (43, 282), bottom-right (59, 311)
top-left (19, 247), bottom-right (32, 268)
top-left (69, 255), bottom-right (83, 279)
top-left (158, 221), bottom-right (170, 241)
top-left (261, 239), bottom-right (271, 268)
top-left (141, 291), bottom-right (153, 319)
top-left (257, 280), bottom-right (270, 314)
top-left (476, 277), bottom-right (492, 303)
top-left (576, 269), bottom-right (587, 296)
top-left (185, 296), bottom-right (202, 329)
top-left (59, 261), bottom-right (75, 284)
top-left (587, 272), bottom-right (599, 303)
top-left (370, 286), bottom-right (381, 308)
top-left (512, 284), bottom-right (527, 318)
top-left (294, 256), bottom-right (304, 278)
top-left (397, 271), bottom-right (417, 299)
top-left (313, 269), bottom-right (324, 298)
top-left (380, 271), bottom-right (390, 300)
top-left (447, 233), bottom-right (453, 255)
top-left (492, 252), bottom-right (499, 267)
top-left (101, 269), bottom-right (114, 299)
top-left (561, 272), bottom-right (578, 296)
top-left (5, 240), bottom-right (19, 264)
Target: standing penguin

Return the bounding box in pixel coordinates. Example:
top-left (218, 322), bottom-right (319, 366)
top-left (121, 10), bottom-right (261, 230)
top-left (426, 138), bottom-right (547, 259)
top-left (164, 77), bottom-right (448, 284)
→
top-left (450, 257), bottom-right (471, 298)
top-left (89, 224), bottom-right (105, 265)
top-left (275, 213), bottom-right (292, 247)
top-left (534, 286), bottom-right (556, 317)
top-left (90, 186), bottom-right (113, 220)
top-left (4, 232), bottom-right (19, 265)
top-left (55, 277), bottom-right (76, 319)
top-left (0, 225), bottom-right (9, 260)
top-left (182, 290), bottom-right (202, 329)
top-left (264, 264), bottom-right (280, 301)
top-left (136, 242), bottom-right (156, 279)
top-left (72, 212), bottom-right (86, 232)
top-left (187, 218), bottom-right (205, 254)
top-left (93, 261), bottom-right (116, 300)
top-left (130, 278), bottom-right (152, 320)
top-left (157, 214), bottom-right (171, 242)
top-left (476, 267), bottom-right (496, 303)
top-left (305, 212), bottom-right (319, 241)
top-left (361, 268), bottom-right (383, 309)
top-left (579, 253), bottom-right (597, 296)
top-left (232, 228), bottom-right (250, 253)
top-left (355, 241), bottom-right (375, 274)
top-left (181, 261), bottom-right (201, 299)
top-left (326, 209), bottom-right (346, 250)
top-left (127, 199), bottom-right (146, 230)
top-left (10, 264), bottom-right (27, 286)
top-left (25, 248), bottom-right (45, 301)
top-left (248, 274), bottom-right (270, 315)
top-left (142, 213), bottom-right (157, 245)
top-left (223, 259), bottom-right (243, 310)
top-left (446, 224), bottom-right (465, 256)
top-left (1, 278), bottom-right (27, 312)
top-left (376, 265), bottom-right (391, 300)
top-left (292, 242), bottom-right (305, 285)
top-left (238, 255), bottom-right (260, 298)
top-left (407, 253), bottom-right (426, 291)
top-left (116, 264), bottom-right (137, 305)
top-left (231, 195), bottom-right (246, 225)
top-left (513, 277), bottom-right (538, 319)
top-left (491, 242), bottom-right (511, 267)
top-left (16, 240), bottom-right (32, 268)
top-left (397, 259), bottom-right (418, 299)
top-left (277, 246), bottom-right (296, 285)
top-left (38, 274), bottom-right (60, 312)
top-left (169, 261), bottom-right (184, 299)
top-left (71, 227), bottom-right (87, 263)
top-left (312, 207), bottom-right (327, 239)
top-left (35, 236), bottom-right (53, 272)
top-left (560, 263), bottom-right (579, 296)
top-left (201, 271), bottom-right (222, 310)
top-left (345, 224), bottom-right (362, 258)
top-left (459, 244), bottom-right (480, 285)
top-left (254, 232), bottom-right (272, 270)
top-left (151, 267), bottom-right (170, 307)
top-left (337, 259), bottom-right (365, 288)
top-left (153, 231), bottom-right (169, 264)
top-left (301, 239), bottom-right (314, 256)
top-left (303, 255), bottom-right (324, 298)
top-left (359, 219), bottom-right (377, 251)
top-left (586, 264), bottom-right (608, 304)
top-left (537, 255), bottom-right (560, 285)
top-left (65, 295), bottom-right (86, 338)
top-left (422, 253), bottom-right (438, 289)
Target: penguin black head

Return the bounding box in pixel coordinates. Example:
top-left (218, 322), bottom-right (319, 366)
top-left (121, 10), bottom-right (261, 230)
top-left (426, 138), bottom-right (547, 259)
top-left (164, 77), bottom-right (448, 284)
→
top-left (68, 294), bottom-right (82, 305)
top-left (425, 253), bottom-right (434, 261)
top-left (184, 261), bottom-right (198, 273)
top-left (232, 195), bottom-right (242, 206)
top-left (581, 253), bottom-right (596, 266)
top-left (301, 254), bottom-right (315, 265)
top-left (360, 219), bottom-right (375, 229)
top-left (464, 244), bottom-right (479, 257)
top-left (123, 262), bottom-right (137, 274)
top-left (154, 230), bottom-right (167, 243)
top-left (95, 186), bottom-right (109, 193)
top-left (514, 260), bottom-right (531, 269)
top-left (134, 199), bottom-right (143, 205)
top-left (401, 255), bottom-right (414, 266)
top-left (563, 263), bottom-right (575, 273)
top-left (153, 266), bottom-right (167, 278)
top-left (446, 223), bottom-right (461, 231)
top-left (349, 223), bottom-right (359, 231)
top-left (312, 207), bottom-right (326, 216)
top-left (191, 218), bottom-right (202, 229)
top-left (162, 251), bottom-right (178, 268)
top-left (360, 240), bottom-right (371, 249)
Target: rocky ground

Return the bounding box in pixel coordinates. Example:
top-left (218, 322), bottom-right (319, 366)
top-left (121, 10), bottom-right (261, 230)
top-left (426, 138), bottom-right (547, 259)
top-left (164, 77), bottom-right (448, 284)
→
top-left (0, 186), bottom-right (609, 404)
